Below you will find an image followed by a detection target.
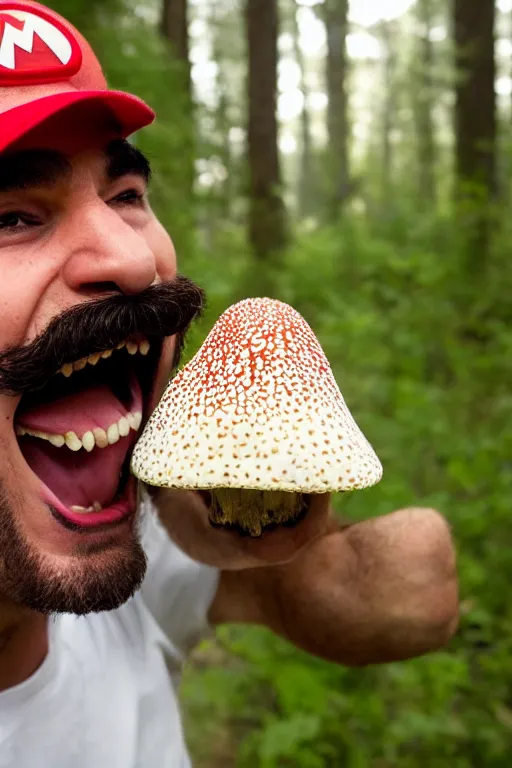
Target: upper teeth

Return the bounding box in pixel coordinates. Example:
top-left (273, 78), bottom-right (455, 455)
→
top-left (15, 411), bottom-right (143, 451)
top-left (58, 339), bottom-right (150, 378)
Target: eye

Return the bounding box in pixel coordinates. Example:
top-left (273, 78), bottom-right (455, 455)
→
top-left (110, 188), bottom-right (146, 207)
top-left (0, 211), bottom-right (41, 231)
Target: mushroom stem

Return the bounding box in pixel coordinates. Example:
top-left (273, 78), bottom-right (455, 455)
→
top-left (208, 488), bottom-right (305, 538)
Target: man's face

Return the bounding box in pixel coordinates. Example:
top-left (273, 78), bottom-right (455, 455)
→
top-left (0, 134), bottom-right (202, 615)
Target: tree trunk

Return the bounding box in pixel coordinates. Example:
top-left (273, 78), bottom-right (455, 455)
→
top-left (414, 0), bottom-right (436, 204)
top-left (217, 88), bottom-right (234, 220)
top-left (379, 21), bottom-right (397, 208)
top-left (160, 0), bottom-right (195, 209)
top-left (211, 4), bottom-right (234, 224)
top-left (454, 0), bottom-right (496, 203)
top-left (292, 2), bottom-right (314, 219)
top-left (324, 0), bottom-right (350, 219)
top-left (161, 0), bottom-right (191, 99)
top-left (246, 0), bottom-right (288, 260)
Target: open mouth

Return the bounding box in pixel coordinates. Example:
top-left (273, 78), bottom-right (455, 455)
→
top-left (14, 336), bottom-right (161, 530)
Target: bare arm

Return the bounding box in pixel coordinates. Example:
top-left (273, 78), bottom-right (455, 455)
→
top-left (208, 508), bottom-right (459, 666)
top-left (155, 490), bottom-right (459, 666)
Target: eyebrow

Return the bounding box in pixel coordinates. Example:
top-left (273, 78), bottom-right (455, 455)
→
top-left (0, 150), bottom-right (72, 194)
top-left (0, 139), bottom-right (152, 194)
top-left (106, 139), bottom-right (152, 185)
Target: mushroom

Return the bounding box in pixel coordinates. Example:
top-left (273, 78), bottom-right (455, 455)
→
top-left (131, 298), bottom-right (382, 537)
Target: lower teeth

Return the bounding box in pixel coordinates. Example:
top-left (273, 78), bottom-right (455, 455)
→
top-left (71, 501), bottom-right (103, 514)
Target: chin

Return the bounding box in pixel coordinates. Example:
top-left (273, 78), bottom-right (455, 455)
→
top-left (0, 335), bottom-right (167, 615)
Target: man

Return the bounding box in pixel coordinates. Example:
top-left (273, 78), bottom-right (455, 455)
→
top-left (0, 2), bottom-right (458, 766)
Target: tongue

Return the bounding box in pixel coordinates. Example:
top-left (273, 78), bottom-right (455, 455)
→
top-left (16, 381), bottom-right (141, 509)
top-left (20, 435), bottom-right (137, 509)
top-left (17, 384), bottom-right (131, 437)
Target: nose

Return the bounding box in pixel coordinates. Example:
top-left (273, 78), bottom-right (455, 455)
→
top-left (61, 201), bottom-right (157, 296)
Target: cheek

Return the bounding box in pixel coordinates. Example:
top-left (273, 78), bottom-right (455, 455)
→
top-left (146, 219), bottom-right (177, 283)
top-left (0, 250), bottom-right (58, 351)
top-left (149, 338), bottom-right (175, 412)
top-left (143, 220), bottom-right (180, 406)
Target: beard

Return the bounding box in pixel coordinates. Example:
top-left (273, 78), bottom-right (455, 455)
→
top-left (0, 480), bottom-right (147, 615)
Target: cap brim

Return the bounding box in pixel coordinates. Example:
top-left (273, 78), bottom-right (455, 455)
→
top-left (0, 90), bottom-right (155, 152)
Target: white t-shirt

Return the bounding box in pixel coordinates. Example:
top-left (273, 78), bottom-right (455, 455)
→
top-left (0, 494), bottom-right (220, 768)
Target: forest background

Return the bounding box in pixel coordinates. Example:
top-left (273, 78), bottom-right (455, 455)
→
top-left (48, 0), bottom-right (512, 764)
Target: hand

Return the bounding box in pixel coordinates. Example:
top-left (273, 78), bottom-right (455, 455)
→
top-left (153, 488), bottom-right (334, 570)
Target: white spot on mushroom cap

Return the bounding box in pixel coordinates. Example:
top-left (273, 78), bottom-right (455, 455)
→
top-left (131, 297), bottom-right (383, 492)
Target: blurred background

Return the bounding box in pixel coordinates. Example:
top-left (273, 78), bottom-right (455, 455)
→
top-left (50, 0), bottom-right (511, 764)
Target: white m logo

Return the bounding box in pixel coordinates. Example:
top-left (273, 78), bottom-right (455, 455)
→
top-left (0, 10), bottom-right (72, 70)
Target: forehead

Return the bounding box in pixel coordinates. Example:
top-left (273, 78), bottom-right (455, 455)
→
top-left (0, 139), bottom-right (151, 193)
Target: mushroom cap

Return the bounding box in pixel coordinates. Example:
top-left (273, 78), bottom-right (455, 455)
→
top-left (131, 298), bottom-right (383, 493)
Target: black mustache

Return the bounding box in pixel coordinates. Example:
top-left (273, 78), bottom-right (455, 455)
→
top-left (0, 276), bottom-right (205, 396)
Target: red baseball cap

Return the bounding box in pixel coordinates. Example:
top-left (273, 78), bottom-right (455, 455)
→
top-left (0, 0), bottom-right (155, 152)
